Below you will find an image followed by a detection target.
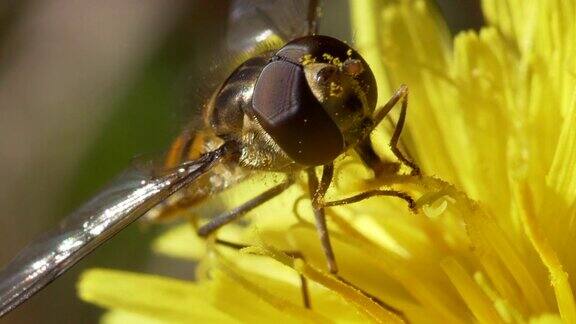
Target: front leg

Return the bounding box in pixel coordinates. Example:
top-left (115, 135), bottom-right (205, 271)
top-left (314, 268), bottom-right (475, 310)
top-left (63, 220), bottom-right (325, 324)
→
top-left (358, 85), bottom-right (420, 176)
top-left (306, 164), bottom-right (409, 319)
top-left (355, 137), bottom-right (401, 177)
top-left (307, 164), bottom-right (338, 274)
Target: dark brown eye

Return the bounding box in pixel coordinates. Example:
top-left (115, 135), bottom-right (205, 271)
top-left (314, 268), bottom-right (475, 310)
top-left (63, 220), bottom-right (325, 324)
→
top-left (316, 66), bottom-right (338, 84)
top-left (252, 60), bottom-right (344, 166)
top-left (345, 94), bottom-right (363, 112)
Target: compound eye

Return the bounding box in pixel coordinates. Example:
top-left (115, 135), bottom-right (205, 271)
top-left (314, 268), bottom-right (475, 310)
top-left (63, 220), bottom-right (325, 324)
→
top-left (315, 65), bottom-right (338, 84)
top-left (345, 94), bottom-right (363, 112)
top-left (342, 59), bottom-right (364, 77)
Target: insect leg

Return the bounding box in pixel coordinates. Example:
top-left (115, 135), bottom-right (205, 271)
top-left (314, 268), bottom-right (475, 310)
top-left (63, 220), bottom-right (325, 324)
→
top-left (303, 173), bottom-right (410, 319)
top-left (324, 189), bottom-right (416, 212)
top-left (372, 85), bottom-right (408, 127)
top-left (307, 164), bottom-right (338, 274)
top-left (388, 88), bottom-right (420, 176)
top-left (197, 176), bottom-right (295, 237)
top-left (369, 85), bottom-right (420, 176)
top-left (336, 275), bottom-right (408, 322)
top-left (215, 238), bottom-right (311, 309)
top-left (308, 165), bottom-right (410, 319)
top-left (355, 138), bottom-right (401, 177)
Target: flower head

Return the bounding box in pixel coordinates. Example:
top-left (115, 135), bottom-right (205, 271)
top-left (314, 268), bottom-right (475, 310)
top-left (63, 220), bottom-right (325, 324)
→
top-left (79, 0), bottom-right (576, 322)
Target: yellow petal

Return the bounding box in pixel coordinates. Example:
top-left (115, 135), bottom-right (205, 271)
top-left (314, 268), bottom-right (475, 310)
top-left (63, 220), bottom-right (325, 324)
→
top-left (78, 268), bottom-right (236, 323)
top-left (101, 310), bottom-right (167, 324)
top-left (441, 258), bottom-right (504, 323)
top-left (152, 224), bottom-right (204, 260)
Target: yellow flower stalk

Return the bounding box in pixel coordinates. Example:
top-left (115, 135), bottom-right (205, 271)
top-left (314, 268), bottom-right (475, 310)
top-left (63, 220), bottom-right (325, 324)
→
top-left (78, 0), bottom-right (576, 323)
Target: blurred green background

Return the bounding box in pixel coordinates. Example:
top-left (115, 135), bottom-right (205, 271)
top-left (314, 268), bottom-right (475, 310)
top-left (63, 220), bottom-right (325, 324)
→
top-left (0, 1), bottom-right (481, 323)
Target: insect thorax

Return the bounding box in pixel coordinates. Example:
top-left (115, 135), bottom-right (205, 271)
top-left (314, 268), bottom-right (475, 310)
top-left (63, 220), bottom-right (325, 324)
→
top-left (207, 52), bottom-right (298, 172)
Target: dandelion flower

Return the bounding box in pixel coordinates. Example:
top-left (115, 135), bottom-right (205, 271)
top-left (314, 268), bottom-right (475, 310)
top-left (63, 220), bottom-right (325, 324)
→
top-left (78, 0), bottom-right (576, 322)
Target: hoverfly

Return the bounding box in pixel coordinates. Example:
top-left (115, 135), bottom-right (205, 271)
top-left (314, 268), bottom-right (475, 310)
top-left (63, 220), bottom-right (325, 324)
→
top-left (0, 0), bottom-right (419, 317)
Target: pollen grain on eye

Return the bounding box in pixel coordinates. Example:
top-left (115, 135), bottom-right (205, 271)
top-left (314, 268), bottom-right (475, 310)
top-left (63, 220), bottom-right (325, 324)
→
top-left (299, 53), bottom-right (316, 65)
top-left (329, 81), bottom-right (344, 97)
top-left (322, 53), bottom-right (343, 67)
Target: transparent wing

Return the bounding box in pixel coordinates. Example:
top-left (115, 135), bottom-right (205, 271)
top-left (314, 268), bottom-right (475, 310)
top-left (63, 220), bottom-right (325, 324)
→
top-left (226, 0), bottom-right (322, 51)
top-left (0, 145), bottom-right (230, 317)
